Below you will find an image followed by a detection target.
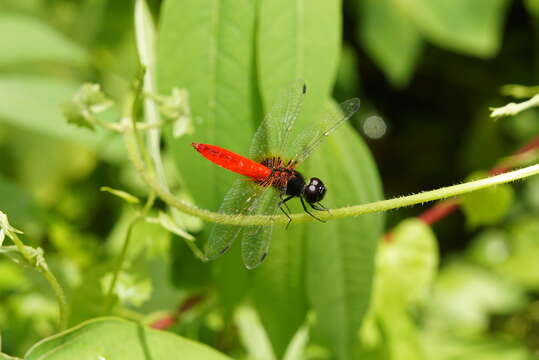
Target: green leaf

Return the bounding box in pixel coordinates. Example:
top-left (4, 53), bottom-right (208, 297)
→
top-left (236, 307), bottom-right (275, 360)
top-left (412, 0), bottom-right (511, 57)
top-left (252, 224), bottom-right (307, 359)
top-left (25, 317), bottom-right (232, 360)
top-left (375, 218), bottom-right (438, 308)
top-left (157, 0), bottom-right (258, 314)
top-left (157, 0), bottom-right (257, 211)
top-left (256, 1), bottom-right (373, 358)
top-left (0, 14), bottom-right (85, 66)
top-left (359, 0), bottom-right (423, 87)
top-left (461, 171), bottom-right (514, 228)
top-left (304, 123), bottom-right (384, 360)
top-left (100, 186), bottom-right (140, 204)
top-left (0, 75), bottom-right (123, 161)
top-left (258, 0), bottom-right (340, 130)
top-left (256, 0), bottom-right (384, 356)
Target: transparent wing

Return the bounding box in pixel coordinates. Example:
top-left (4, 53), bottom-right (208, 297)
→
top-left (240, 189), bottom-right (280, 269)
top-left (290, 98), bottom-right (360, 164)
top-left (249, 79), bottom-right (307, 161)
top-left (205, 180), bottom-right (267, 261)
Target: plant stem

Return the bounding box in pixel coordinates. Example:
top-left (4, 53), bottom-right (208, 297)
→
top-left (122, 112), bottom-right (539, 224)
top-left (40, 263), bottom-right (68, 330)
top-left (491, 94), bottom-right (539, 119)
top-left (8, 232), bottom-right (68, 330)
top-left (116, 68), bottom-right (539, 227)
top-left (104, 186), bottom-right (155, 313)
top-left (105, 215), bottom-right (138, 313)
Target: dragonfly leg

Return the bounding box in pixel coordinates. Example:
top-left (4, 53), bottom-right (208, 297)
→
top-left (300, 197), bottom-right (326, 223)
top-left (279, 194), bottom-right (294, 229)
top-left (280, 193), bottom-right (293, 213)
top-left (310, 202), bottom-right (331, 214)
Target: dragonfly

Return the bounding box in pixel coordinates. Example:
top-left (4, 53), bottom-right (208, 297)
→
top-left (192, 79), bottom-right (360, 269)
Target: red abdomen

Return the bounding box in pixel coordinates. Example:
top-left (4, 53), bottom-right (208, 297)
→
top-left (192, 143), bottom-right (272, 179)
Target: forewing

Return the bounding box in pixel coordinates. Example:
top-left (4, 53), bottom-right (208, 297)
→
top-left (240, 188), bottom-right (281, 269)
top-left (290, 98), bottom-right (361, 164)
top-left (205, 179), bottom-right (266, 261)
top-left (249, 79), bottom-right (306, 161)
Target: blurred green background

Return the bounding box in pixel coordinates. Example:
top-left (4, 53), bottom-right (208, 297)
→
top-left (1, 0), bottom-right (539, 359)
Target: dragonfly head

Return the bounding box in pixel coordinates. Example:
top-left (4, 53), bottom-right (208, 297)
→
top-left (303, 177), bottom-right (326, 204)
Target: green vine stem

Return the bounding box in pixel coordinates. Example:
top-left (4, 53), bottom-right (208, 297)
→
top-left (4, 229), bottom-right (67, 330)
top-left (116, 87), bottom-right (539, 226)
top-left (104, 192), bottom-right (155, 313)
top-left (104, 216), bottom-right (138, 313)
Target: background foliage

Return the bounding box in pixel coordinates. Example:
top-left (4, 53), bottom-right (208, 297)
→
top-left (1, 0), bottom-right (539, 359)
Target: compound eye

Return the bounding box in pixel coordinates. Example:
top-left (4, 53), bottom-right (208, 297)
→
top-left (304, 177), bottom-right (326, 203)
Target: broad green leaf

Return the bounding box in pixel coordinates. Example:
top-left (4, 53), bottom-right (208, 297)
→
top-left (258, 0), bottom-right (340, 128)
top-left (334, 45), bottom-right (361, 99)
top-left (256, 1), bottom-right (372, 358)
top-left (0, 14), bottom-right (85, 66)
top-left (252, 224), bottom-right (307, 359)
top-left (157, 0), bottom-right (257, 312)
top-left (412, 0), bottom-right (511, 57)
top-left (375, 218), bottom-right (438, 308)
top-left (461, 171), bottom-right (513, 228)
top-left (157, 0), bottom-right (257, 210)
top-left (25, 317), bottom-right (231, 360)
top-left (257, 0), bottom-right (384, 355)
top-left (0, 75), bottom-right (123, 161)
top-left (359, 0), bottom-right (423, 87)
top-left (305, 123), bottom-right (384, 360)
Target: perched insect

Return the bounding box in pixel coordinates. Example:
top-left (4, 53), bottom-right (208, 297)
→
top-left (192, 80), bottom-right (360, 269)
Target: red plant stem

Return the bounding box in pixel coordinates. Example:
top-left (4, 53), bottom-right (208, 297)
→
top-left (150, 293), bottom-right (205, 330)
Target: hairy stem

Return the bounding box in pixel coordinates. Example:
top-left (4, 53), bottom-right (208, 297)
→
top-left (114, 73), bottom-right (539, 227)
top-left (122, 112), bottom-right (539, 224)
